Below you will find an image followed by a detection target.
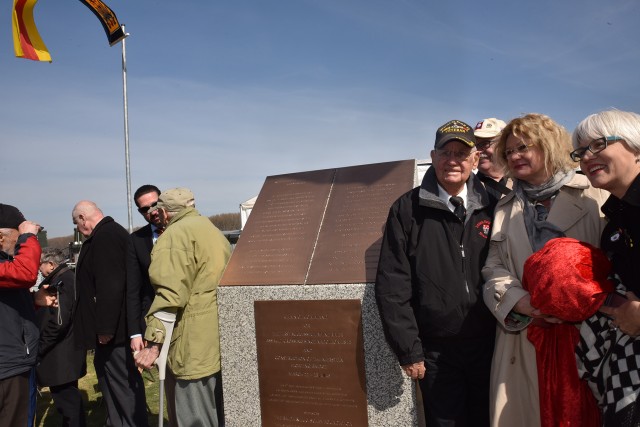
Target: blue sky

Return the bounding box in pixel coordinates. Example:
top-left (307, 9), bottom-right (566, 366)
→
top-left (1, 0), bottom-right (639, 237)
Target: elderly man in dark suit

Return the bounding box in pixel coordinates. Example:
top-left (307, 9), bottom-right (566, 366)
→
top-left (72, 200), bottom-right (148, 427)
top-left (127, 185), bottom-right (163, 354)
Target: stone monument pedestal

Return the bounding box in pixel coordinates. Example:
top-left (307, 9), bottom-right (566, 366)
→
top-left (218, 284), bottom-right (417, 426)
top-left (218, 160), bottom-right (421, 426)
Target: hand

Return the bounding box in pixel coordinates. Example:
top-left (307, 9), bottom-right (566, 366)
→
top-left (130, 336), bottom-right (144, 352)
top-left (134, 343), bottom-right (161, 370)
top-left (18, 221), bottom-right (40, 235)
top-left (513, 294), bottom-right (540, 317)
top-left (34, 286), bottom-right (58, 307)
top-left (97, 334), bottom-right (113, 345)
top-left (514, 294), bottom-right (562, 324)
top-left (600, 292), bottom-right (640, 337)
top-left (401, 361), bottom-right (426, 380)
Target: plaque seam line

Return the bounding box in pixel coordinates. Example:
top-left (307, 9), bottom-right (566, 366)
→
top-left (303, 169), bottom-right (337, 285)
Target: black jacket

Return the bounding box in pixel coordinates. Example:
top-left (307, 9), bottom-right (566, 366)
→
top-left (75, 216), bottom-right (130, 349)
top-left (375, 169), bottom-right (497, 365)
top-left (126, 224), bottom-right (156, 337)
top-left (601, 172), bottom-right (640, 295)
top-left (36, 265), bottom-right (86, 386)
top-left (0, 234), bottom-right (40, 380)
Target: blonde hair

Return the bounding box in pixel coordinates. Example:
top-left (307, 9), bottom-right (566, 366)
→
top-left (494, 113), bottom-right (574, 178)
top-left (573, 110), bottom-right (640, 154)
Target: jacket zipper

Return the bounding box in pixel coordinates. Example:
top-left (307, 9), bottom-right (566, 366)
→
top-left (461, 243), bottom-right (470, 301)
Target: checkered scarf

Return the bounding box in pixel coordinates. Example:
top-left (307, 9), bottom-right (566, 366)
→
top-left (576, 282), bottom-right (640, 426)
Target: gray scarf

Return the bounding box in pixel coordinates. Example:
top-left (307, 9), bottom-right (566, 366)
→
top-left (514, 169), bottom-right (575, 252)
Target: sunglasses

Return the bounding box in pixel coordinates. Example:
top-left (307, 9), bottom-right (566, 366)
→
top-left (137, 202), bottom-right (157, 215)
top-left (570, 136), bottom-right (622, 162)
top-left (503, 143), bottom-right (535, 159)
top-left (475, 139), bottom-right (497, 151)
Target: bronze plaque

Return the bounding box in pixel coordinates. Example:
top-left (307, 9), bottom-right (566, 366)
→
top-left (220, 168), bottom-right (334, 285)
top-left (306, 161), bottom-right (415, 284)
top-left (220, 160), bottom-right (415, 286)
top-left (254, 300), bottom-right (368, 427)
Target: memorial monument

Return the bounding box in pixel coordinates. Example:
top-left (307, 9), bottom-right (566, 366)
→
top-left (218, 159), bottom-right (423, 426)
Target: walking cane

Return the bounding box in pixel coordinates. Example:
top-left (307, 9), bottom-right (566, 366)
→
top-left (154, 311), bottom-right (176, 427)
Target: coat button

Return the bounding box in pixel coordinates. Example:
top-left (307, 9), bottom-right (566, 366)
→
top-left (510, 356), bottom-right (516, 364)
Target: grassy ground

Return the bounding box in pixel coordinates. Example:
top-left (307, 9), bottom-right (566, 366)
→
top-left (36, 352), bottom-right (167, 427)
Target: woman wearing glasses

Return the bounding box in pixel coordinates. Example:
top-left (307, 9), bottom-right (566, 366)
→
top-left (572, 110), bottom-right (640, 425)
top-left (482, 113), bottom-right (608, 427)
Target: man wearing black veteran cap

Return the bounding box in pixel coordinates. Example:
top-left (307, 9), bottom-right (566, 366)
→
top-left (376, 120), bottom-right (497, 426)
top-left (0, 204), bottom-right (43, 426)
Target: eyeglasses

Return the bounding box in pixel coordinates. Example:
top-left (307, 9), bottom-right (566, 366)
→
top-left (475, 139), bottom-right (497, 151)
top-left (436, 149), bottom-right (474, 162)
top-left (570, 136), bottom-right (622, 162)
top-left (503, 143), bottom-right (535, 159)
top-left (137, 202), bottom-right (157, 215)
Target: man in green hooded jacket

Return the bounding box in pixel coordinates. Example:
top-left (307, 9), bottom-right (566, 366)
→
top-left (134, 187), bottom-right (231, 427)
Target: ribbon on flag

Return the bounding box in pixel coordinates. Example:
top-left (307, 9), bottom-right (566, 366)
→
top-left (12, 0), bottom-right (52, 62)
top-left (79, 0), bottom-right (127, 46)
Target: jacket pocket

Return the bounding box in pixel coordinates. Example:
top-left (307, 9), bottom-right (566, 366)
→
top-left (489, 231), bottom-right (509, 267)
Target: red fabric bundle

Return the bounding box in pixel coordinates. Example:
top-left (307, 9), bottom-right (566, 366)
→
top-left (522, 237), bottom-right (615, 427)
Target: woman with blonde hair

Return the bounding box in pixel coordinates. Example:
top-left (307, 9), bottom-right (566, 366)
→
top-left (483, 113), bottom-right (608, 426)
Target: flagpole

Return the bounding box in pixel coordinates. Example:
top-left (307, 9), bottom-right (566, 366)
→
top-left (121, 24), bottom-right (133, 233)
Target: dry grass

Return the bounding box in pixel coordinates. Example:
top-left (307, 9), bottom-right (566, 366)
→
top-left (36, 352), bottom-right (167, 426)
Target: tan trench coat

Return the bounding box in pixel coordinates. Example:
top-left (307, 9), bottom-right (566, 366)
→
top-left (482, 174), bottom-right (608, 427)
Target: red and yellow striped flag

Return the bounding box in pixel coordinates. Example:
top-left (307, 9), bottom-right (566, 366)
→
top-left (12, 0), bottom-right (51, 62)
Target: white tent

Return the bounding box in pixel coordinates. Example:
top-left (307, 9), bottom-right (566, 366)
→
top-left (240, 196), bottom-right (257, 229)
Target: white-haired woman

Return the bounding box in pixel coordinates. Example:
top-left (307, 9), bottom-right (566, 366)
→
top-left (572, 110), bottom-right (640, 425)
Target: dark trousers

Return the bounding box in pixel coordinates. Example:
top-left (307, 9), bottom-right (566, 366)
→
top-left (50, 380), bottom-right (86, 427)
top-left (418, 336), bottom-right (494, 427)
top-left (94, 344), bottom-right (149, 427)
top-left (29, 368), bottom-right (36, 427)
top-left (0, 370), bottom-right (30, 427)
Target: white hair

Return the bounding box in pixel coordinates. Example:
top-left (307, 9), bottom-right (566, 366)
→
top-left (573, 110), bottom-right (640, 153)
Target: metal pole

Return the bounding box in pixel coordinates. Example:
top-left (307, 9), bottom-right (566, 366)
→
top-left (121, 24), bottom-right (133, 233)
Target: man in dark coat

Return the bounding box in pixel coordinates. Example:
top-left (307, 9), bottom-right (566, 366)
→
top-left (72, 200), bottom-right (148, 427)
top-left (375, 120), bottom-right (497, 426)
top-left (37, 247), bottom-right (87, 426)
top-left (126, 184), bottom-right (163, 354)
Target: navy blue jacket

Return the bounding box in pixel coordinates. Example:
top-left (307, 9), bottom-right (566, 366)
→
top-left (375, 169), bottom-right (497, 365)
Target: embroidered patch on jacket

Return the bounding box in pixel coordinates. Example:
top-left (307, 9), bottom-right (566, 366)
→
top-left (475, 220), bottom-right (491, 239)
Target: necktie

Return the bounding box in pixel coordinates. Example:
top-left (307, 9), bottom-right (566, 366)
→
top-left (450, 196), bottom-right (466, 222)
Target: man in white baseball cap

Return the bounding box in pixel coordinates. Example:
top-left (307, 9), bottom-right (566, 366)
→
top-left (474, 118), bottom-right (510, 200)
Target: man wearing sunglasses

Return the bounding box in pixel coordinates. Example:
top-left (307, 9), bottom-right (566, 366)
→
top-left (127, 185), bottom-right (163, 356)
top-left (474, 118), bottom-right (510, 201)
top-left (376, 120), bottom-right (497, 426)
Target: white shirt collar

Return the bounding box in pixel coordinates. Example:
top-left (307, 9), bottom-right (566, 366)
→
top-left (437, 183), bottom-right (468, 213)
top-left (151, 224), bottom-right (162, 243)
